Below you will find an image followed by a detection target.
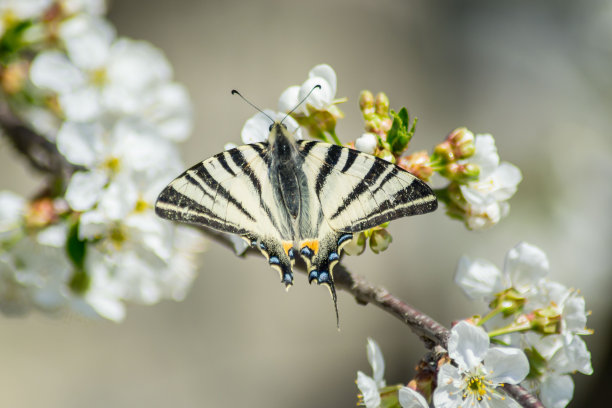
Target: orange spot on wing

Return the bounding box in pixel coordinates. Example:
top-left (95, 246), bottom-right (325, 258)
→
top-left (282, 241), bottom-right (293, 256)
top-left (300, 239), bottom-right (319, 255)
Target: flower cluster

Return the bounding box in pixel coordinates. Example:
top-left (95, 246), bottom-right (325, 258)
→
top-left (454, 242), bottom-right (592, 407)
top-left (356, 324), bottom-right (529, 408)
top-left (0, 0), bottom-right (205, 320)
top-left (354, 243), bottom-right (591, 408)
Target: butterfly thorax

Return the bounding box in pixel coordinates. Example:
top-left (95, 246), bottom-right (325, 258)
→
top-left (268, 123), bottom-right (305, 224)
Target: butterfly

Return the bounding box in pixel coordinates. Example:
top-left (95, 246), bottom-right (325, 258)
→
top-left (155, 105), bottom-right (437, 324)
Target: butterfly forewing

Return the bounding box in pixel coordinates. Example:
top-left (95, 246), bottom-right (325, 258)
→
top-left (296, 140), bottom-right (437, 233)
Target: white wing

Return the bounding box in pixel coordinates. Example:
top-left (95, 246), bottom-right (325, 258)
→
top-left (155, 143), bottom-right (296, 286)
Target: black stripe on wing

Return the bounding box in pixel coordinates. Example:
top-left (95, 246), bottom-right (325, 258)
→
top-left (329, 158), bottom-right (388, 220)
top-left (156, 188), bottom-right (246, 234)
top-left (193, 164), bottom-right (256, 222)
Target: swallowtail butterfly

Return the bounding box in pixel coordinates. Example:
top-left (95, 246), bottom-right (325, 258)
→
top-left (155, 99), bottom-right (437, 323)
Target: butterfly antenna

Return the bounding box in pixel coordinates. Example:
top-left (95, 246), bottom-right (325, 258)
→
top-left (231, 89), bottom-right (275, 123)
top-left (281, 84), bottom-right (322, 124)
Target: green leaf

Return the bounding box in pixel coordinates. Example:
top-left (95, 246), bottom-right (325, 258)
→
top-left (0, 20), bottom-right (34, 64)
top-left (387, 107), bottom-right (414, 154)
top-left (66, 221), bottom-right (90, 294)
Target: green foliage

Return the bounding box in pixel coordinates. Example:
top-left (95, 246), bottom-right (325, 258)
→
top-left (66, 221), bottom-right (90, 294)
top-left (387, 107), bottom-right (416, 154)
top-left (0, 20), bottom-right (34, 64)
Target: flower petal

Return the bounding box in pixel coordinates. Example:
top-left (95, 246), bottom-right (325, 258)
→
top-left (356, 371), bottom-right (381, 408)
top-left (367, 338), bottom-right (386, 387)
top-left (65, 170), bottom-right (107, 211)
top-left (539, 374), bottom-right (574, 408)
top-left (448, 321), bottom-right (490, 371)
top-left (277, 85), bottom-right (300, 113)
top-left (398, 387), bottom-right (428, 408)
top-left (299, 77), bottom-right (333, 111)
top-left (454, 255), bottom-right (504, 301)
top-left (433, 364), bottom-right (463, 408)
top-left (309, 64), bottom-right (337, 97)
top-left (59, 14), bottom-right (115, 70)
top-left (485, 347), bottom-right (529, 384)
top-left (30, 51), bottom-right (86, 93)
top-left (504, 242), bottom-right (549, 292)
top-left (59, 86), bottom-right (103, 122)
top-left (355, 133), bottom-right (378, 154)
top-left (56, 121), bottom-right (105, 167)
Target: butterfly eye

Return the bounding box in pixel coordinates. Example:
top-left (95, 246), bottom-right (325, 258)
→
top-left (269, 124), bottom-right (274, 131)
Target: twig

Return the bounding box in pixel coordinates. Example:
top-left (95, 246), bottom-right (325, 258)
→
top-left (0, 99), bottom-right (79, 177)
top-left (201, 229), bottom-right (543, 408)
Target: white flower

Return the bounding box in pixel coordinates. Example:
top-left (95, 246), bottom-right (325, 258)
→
top-left (457, 134), bottom-right (522, 230)
top-left (454, 242), bottom-right (549, 302)
top-left (398, 387), bottom-right (429, 408)
top-left (278, 63), bottom-right (337, 115)
top-left (59, 118), bottom-right (182, 214)
top-left (240, 110), bottom-right (302, 144)
top-left (0, 228), bottom-right (72, 316)
top-left (0, 0), bottom-right (52, 37)
top-left (356, 338), bottom-right (386, 408)
top-left (59, 0), bottom-right (106, 15)
top-left (355, 133), bottom-right (378, 154)
top-left (73, 210), bottom-right (205, 321)
top-left (30, 26), bottom-right (191, 139)
top-left (433, 321), bottom-right (529, 408)
top-left (523, 281), bottom-right (592, 375)
top-left (0, 190), bottom-right (26, 240)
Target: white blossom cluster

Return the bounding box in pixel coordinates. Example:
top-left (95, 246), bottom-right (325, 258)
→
top-left (355, 243), bottom-right (591, 408)
top-left (455, 133), bottom-right (522, 230)
top-left (454, 242), bottom-right (592, 408)
top-left (0, 0), bottom-right (205, 321)
top-left (357, 326), bottom-right (529, 408)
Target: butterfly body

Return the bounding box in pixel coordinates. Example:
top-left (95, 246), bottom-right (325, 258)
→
top-left (155, 122), bottom-right (437, 322)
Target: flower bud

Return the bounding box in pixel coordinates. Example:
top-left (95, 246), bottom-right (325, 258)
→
top-left (447, 127), bottom-right (475, 159)
top-left (1, 61), bottom-right (28, 95)
top-left (374, 92), bottom-right (389, 116)
top-left (369, 228), bottom-right (392, 254)
top-left (355, 133), bottom-right (378, 154)
top-left (530, 306), bottom-right (562, 335)
top-left (442, 162), bottom-right (480, 183)
top-left (433, 140), bottom-right (454, 163)
top-left (343, 231), bottom-right (366, 256)
top-left (25, 197), bottom-right (57, 229)
top-left (398, 151), bottom-right (433, 181)
top-left (359, 90), bottom-right (375, 117)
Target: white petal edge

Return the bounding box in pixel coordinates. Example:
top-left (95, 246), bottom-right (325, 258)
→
top-left (356, 371), bottom-right (381, 408)
top-left (504, 242), bottom-right (549, 291)
top-left (484, 347), bottom-right (530, 385)
top-left (454, 256), bottom-right (503, 301)
top-left (448, 321), bottom-right (490, 371)
top-left (367, 338), bottom-right (386, 387)
top-left (398, 387), bottom-right (428, 408)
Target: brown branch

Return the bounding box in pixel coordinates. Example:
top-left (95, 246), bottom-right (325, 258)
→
top-left (0, 99), bottom-right (79, 178)
top-left (201, 229), bottom-right (543, 408)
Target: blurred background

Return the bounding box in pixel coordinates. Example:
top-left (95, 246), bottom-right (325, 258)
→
top-left (1, 0), bottom-right (611, 406)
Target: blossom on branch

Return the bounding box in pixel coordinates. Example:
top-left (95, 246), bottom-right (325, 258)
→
top-left (433, 321), bottom-right (529, 408)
